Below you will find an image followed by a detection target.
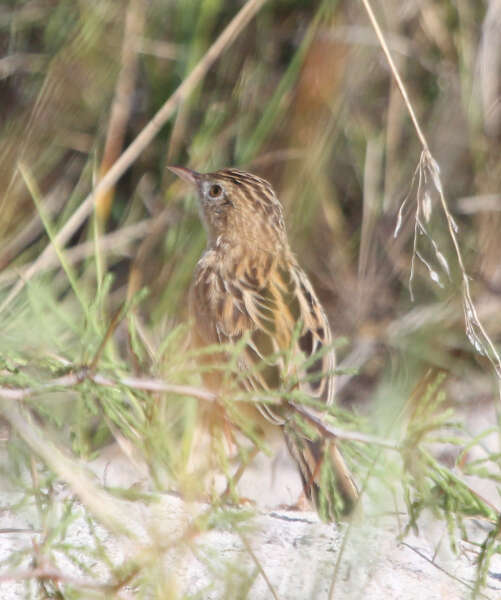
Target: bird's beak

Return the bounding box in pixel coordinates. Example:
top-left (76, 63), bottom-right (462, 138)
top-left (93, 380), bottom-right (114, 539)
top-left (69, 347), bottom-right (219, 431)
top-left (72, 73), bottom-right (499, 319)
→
top-left (168, 166), bottom-right (202, 187)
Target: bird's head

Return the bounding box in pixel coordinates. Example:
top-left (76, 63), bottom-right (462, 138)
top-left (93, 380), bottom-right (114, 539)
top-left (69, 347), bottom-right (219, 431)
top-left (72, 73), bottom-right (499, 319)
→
top-left (169, 166), bottom-right (288, 252)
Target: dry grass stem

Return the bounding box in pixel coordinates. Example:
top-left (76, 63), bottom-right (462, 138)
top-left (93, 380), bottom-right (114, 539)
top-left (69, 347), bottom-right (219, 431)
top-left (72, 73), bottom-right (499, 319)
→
top-left (239, 532), bottom-right (281, 600)
top-left (363, 0), bottom-right (501, 384)
top-left (0, 0), bottom-right (270, 314)
top-left (2, 402), bottom-right (142, 538)
top-left (95, 0), bottom-right (145, 224)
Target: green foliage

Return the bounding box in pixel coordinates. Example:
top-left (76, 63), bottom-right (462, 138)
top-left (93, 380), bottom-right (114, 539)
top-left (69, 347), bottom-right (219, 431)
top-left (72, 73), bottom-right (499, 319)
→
top-left (0, 0), bottom-right (500, 597)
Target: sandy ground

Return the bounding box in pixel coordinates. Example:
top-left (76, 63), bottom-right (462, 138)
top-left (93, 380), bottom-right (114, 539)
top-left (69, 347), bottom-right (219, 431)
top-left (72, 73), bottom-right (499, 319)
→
top-left (0, 433), bottom-right (500, 599)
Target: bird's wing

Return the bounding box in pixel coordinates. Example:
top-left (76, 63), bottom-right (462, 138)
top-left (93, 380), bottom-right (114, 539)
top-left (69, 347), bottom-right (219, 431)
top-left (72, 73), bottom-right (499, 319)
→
top-left (209, 256), bottom-right (335, 422)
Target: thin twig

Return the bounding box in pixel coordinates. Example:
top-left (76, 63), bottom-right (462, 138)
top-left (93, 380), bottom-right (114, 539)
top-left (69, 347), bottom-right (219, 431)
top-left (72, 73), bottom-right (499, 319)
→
top-left (0, 366), bottom-right (400, 444)
top-left (0, 0), bottom-right (270, 314)
top-left (239, 532), bottom-right (281, 600)
top-left (93, 374), bottom-right (217, 402)
top-left (0, 369), bottom-right (396, 446)
top-left (0, 567), bottom-right (111, 589)
top-left (0, 528), bottom-right (40, 535)
top-left (0, 369), bottom-right (217, 403)
top-left (289, 402), bottom-right (399, 450)
top-left (399, 542), bottom-right (491, 598)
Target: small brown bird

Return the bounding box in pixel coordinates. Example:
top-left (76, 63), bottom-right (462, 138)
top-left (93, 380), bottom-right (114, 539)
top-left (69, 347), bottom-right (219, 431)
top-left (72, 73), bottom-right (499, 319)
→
top-left (169, 166), bottom-right (359, 520)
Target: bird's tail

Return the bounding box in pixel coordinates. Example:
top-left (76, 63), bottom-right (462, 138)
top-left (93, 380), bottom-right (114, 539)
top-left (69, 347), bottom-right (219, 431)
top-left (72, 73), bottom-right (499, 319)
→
top-left (283, 423), bottom-right (359, 521)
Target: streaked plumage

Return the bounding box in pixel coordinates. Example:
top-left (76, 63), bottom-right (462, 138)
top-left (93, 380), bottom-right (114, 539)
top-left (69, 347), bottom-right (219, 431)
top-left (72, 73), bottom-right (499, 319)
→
top-left (169, 166), bottom-right (358, 519)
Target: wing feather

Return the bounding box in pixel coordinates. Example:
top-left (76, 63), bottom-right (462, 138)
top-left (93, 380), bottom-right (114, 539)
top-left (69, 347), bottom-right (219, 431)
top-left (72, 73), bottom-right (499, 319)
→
top-left (191, 253), bottom-right (335, 422)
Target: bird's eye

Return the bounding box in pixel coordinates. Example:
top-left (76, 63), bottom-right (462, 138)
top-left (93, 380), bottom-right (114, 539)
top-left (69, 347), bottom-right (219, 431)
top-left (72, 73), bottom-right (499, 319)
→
top-left (208, 184), bottom-right (222, 198)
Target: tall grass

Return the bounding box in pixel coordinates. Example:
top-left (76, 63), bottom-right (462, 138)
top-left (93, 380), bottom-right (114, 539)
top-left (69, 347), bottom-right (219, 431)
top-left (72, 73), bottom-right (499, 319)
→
top-left (0, 0), bottom-right (500, 597)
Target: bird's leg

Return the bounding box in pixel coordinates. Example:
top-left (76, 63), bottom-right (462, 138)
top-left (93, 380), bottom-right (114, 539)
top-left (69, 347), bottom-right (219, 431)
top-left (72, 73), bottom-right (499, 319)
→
top-left (222, 444), bottom-right (260, 502)
top-left (287, 451), bottom-right (324, 512)
top-left (303, 447), bottom-right (324, 498)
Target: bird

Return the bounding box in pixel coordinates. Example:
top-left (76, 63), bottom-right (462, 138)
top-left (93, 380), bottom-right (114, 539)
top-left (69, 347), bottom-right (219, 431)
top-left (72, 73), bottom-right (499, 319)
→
top-left (169, 165), bottom-right (359, 520)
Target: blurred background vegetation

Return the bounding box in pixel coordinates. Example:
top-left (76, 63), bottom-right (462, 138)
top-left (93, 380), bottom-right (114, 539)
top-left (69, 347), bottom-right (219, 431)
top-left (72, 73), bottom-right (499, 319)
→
top-left (0, 0), bottom-right (500, 597)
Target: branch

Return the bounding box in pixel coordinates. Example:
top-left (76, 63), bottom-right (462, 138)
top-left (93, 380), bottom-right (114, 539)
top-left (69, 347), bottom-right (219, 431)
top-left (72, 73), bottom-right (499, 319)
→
top-left (288, 401), bottom-right (399, 450)
top-left (0, 369), bottom-right (217, 403)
